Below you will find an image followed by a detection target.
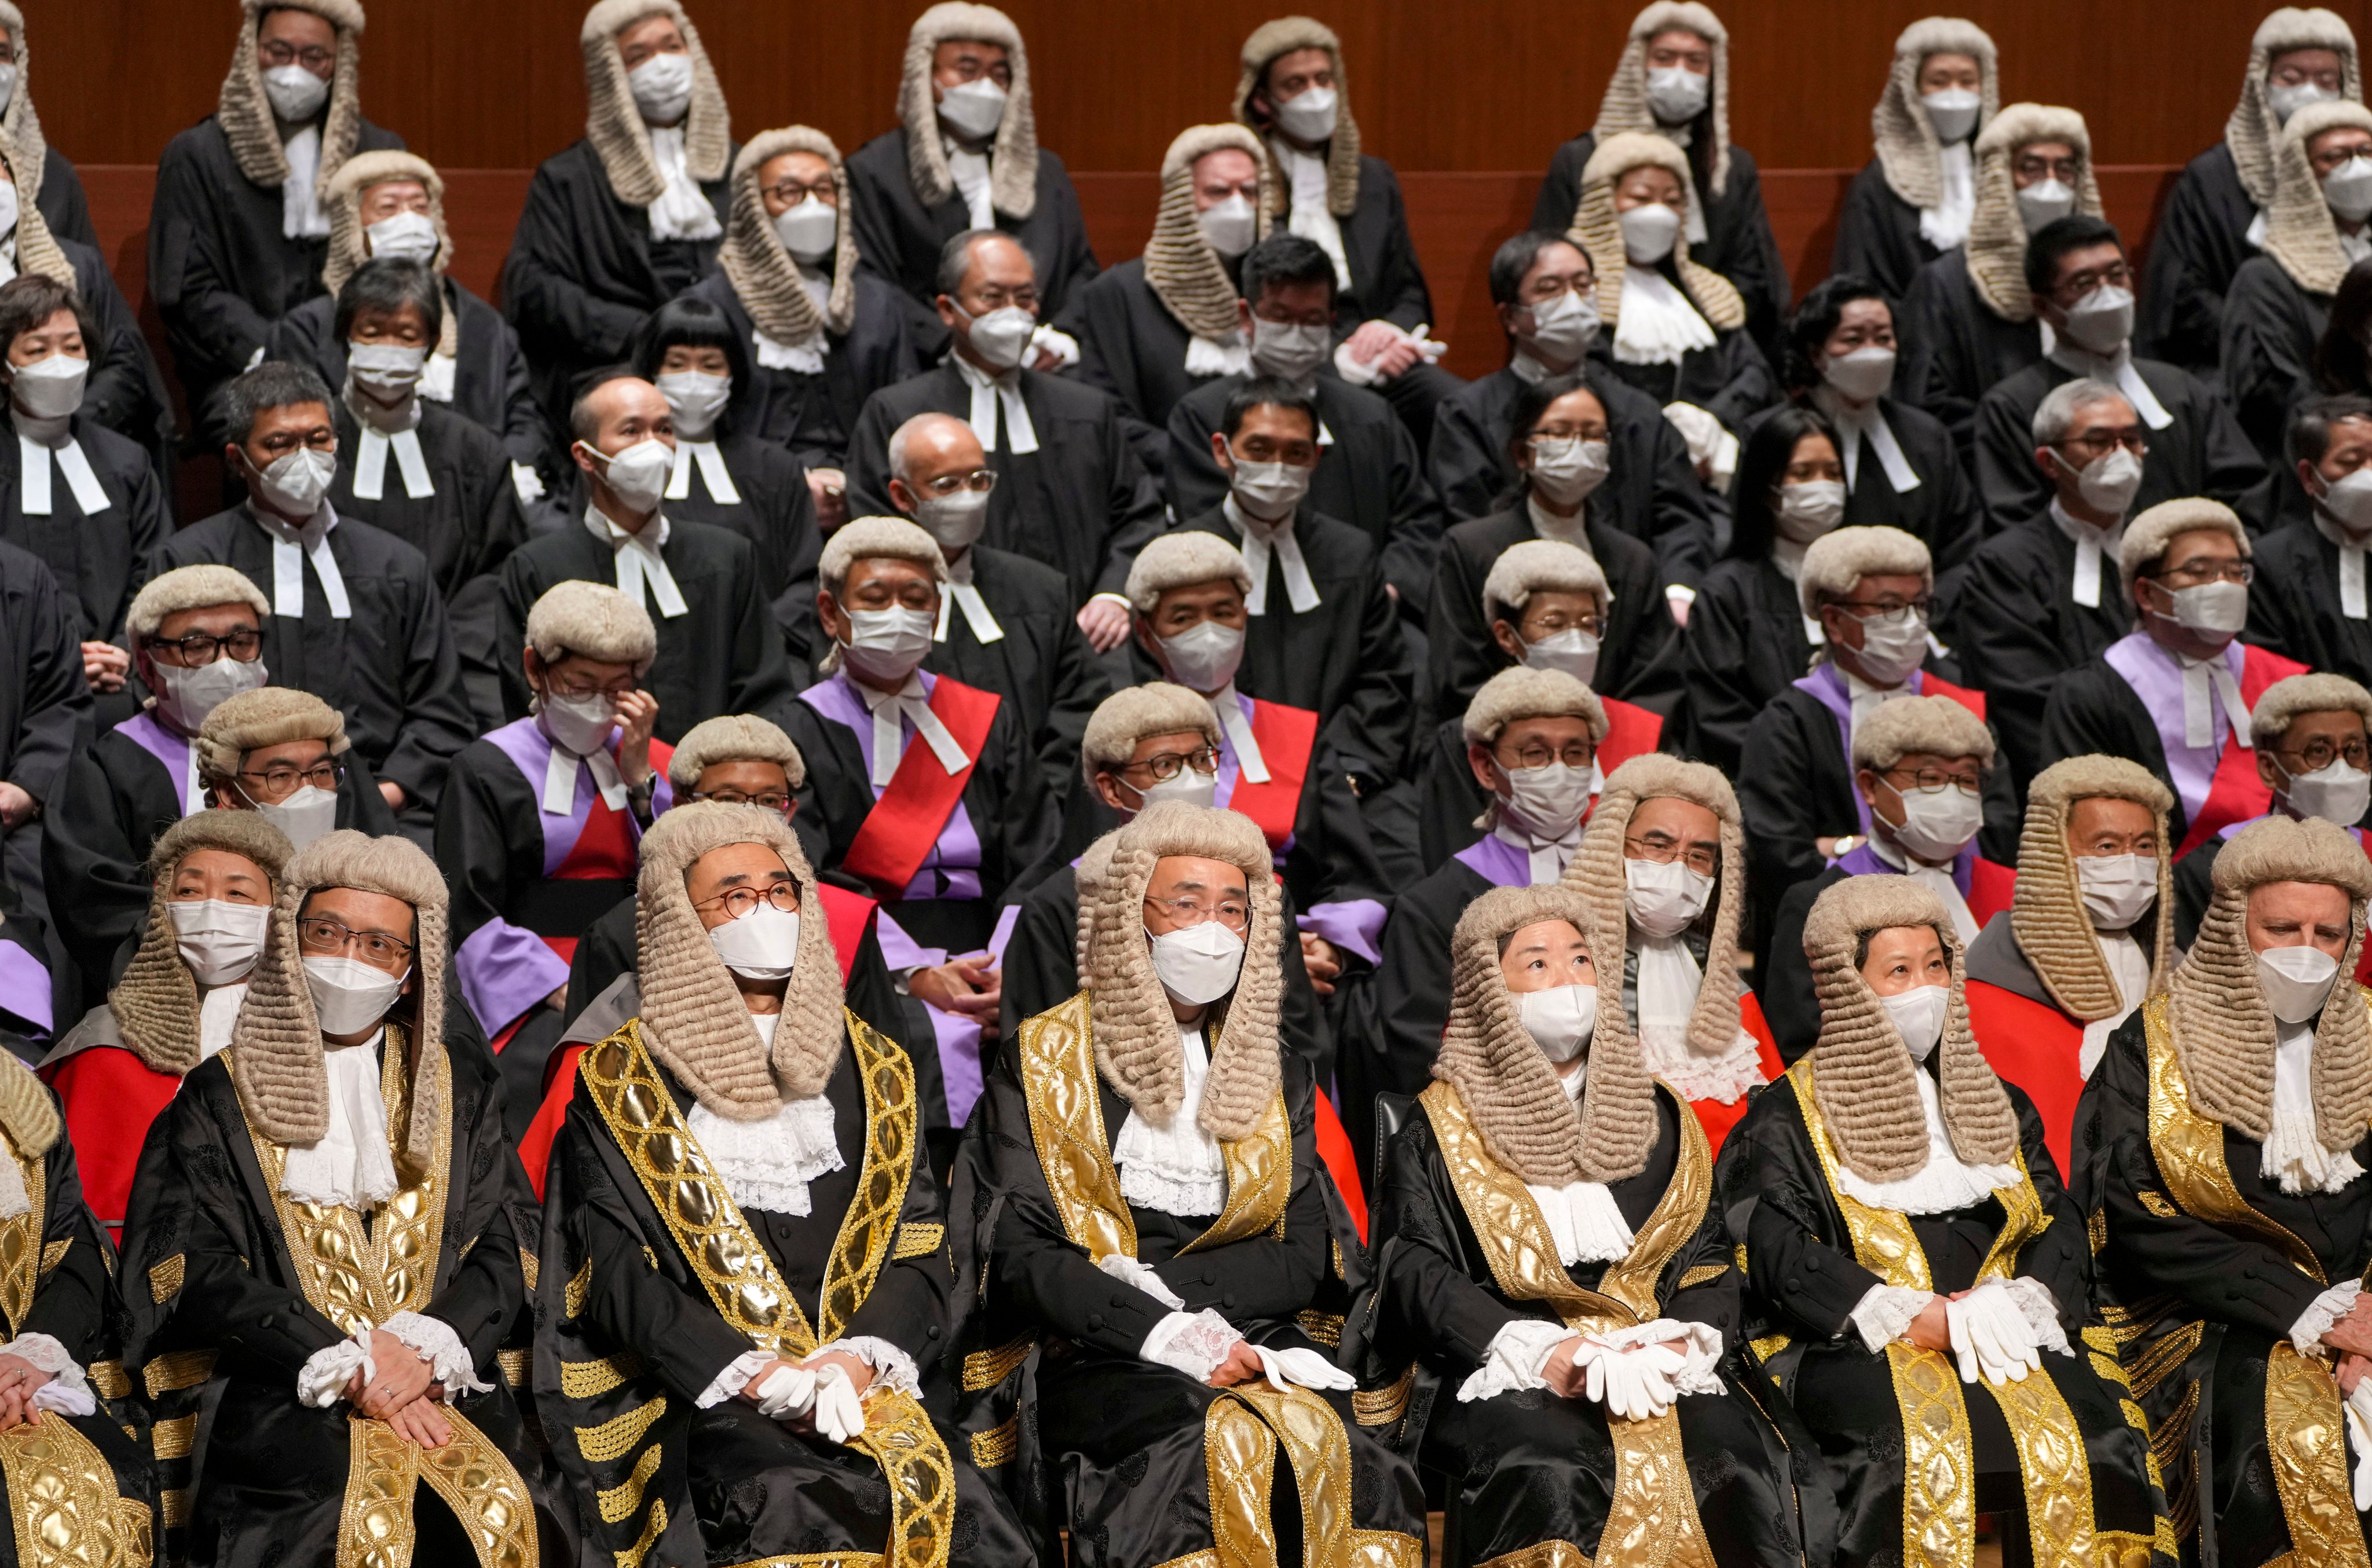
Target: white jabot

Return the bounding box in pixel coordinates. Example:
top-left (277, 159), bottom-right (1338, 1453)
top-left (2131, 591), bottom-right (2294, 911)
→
top-left (2247, 208), bottom-right (2271, 250)
top-left (2042, 330), bottom-right (2173, 430)
top-left (2318, 510), bottom-right (2372, 620)
top-left (252, 503), bottom-right (350, 620)
top-left (1211, 686), bottom-right (1270, 784)
top-left (1185, 329), bottom-right (1251, 378)
top-left (281, 124), bottom-right (328, 239)
top-left (944, 140), bottom-right (995, 230)
top-left (14, 411), bottom-right (108, 517)
top-left (754, 324), bottom-right (826, 374)
top-left (1833, 1068), bottom-right (2023, 1215)
top-left (2265, 1018), bottom-right (2369, 1195)
top-left (1524, 494), bottom-right (1595, 553)
top-left (1812, 386), bottom-right (1921, 494)
top-left (1868, 833), bottom-right (1980, 946)
top-left (933, 550), bottom-right (1004, 644)
top-left (644, 124), bottom-right (723, 241)
top-left (2048, 498), bottom-right (2124, 609)
top-left (1919, 140), bottom-right (1976, 251)
top-left (1224, 495), bottom-right (1320, 614)
top-left (1492, 819), bottom-right (1584, 885)
top-left (1114, 1026), bottom-right (1228, 1215)
top-left (2077, 929), bottom-right (2151, 1079)
top-left (1612, 268), bottom-right (1716, 367)
top-left (665, 439), bottom-right (741, 505)
top-left (855, 673), bottom-right (971, 789)
top-left (1522, 1172), bottom-right (1635, 1266)
top-left (686, 1091), bottom-right (843, 1217)
top-left (583, 505), bottom-right (688, 618)
top-left (2175, 649), bottom-right (2250, 751)
top-left (198, 983), bottom-right (248, 1061)
top-left (950, 353), bottom-right (1038, 454)
top-left (344, 379), bottom-right (434, 502)
top-left (540, 724), bottom-right (627, 815)
top-left (1269, 139), bottom-right (1352, 291)
top-left (280, 1032), bottom-right (400, 1210)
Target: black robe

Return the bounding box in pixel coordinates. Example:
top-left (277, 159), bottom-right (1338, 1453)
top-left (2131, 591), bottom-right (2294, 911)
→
top-left (328, 401), bottom-right (527, 600)
top-left (1952, 509), bottom-right (2134, 790)
top-left (1974, 354), bottom-right (2268, 533)
top-left (31, 146), bottom-right (94, 251)
top-left (1583, 307), bottom-right (1777, 442)
top-left (844, 363), bottom-right (1163, 606)
top-left (120, 1032), bottom-right (549, 1567)
top-left (56, 234), bottom-right (173, 464)
top-left (1829, 157), bottom-right (1954, 309)
top-left (0, 413), bottom-right (167, 645)
top-left (145, 506), bottom-right (475, 819)
top-left (1748, 396), bottom-right (1983, 573)
top-left (493, 515), bottom-right (802, 746)
top-left (534, 1018), bottom-right (1033, 1563)
top-left (2247, 518), bottom-right (2372, 687)
top-left (500, 137), bottom-right (730, 431)
top-left (1423, 504), bottom-right (1676, 724)
top-left (2220, 254), bottom-right (2330, 472)
top-left (844, 127), bottom-right (1099, 354)
top-left (147, 113), bottom-right (407, 404)
top-left (2037, 651), bottom-right (2254, 849)
top-left (2137, 141), bottom-right (2258, 372)
top-left (1166, 372), bottom-right (1444, 611)
top-left (1533, 131), bottom-right (1791, 353)
top-left (923, 544), bottom-right (1109, 803)
top-left (270, 280), bottom-right (551, 475)
top-left (1334, 854), bottom-right (1492, 1166)
top-left (1760, 863), bottom-right (1850, 1064)
top-left (1368, 1085), bottom-right (1820, 1568)
top-left (1725, 1067), bottom-right (2168, 1568)
top-left (680, 267), bottom-right (920, 475)
top-left (1668, 555), bottom-right (1809, 775)
top-left (1061, 255), bottom-right (1231, 477)
top-left (1900, 248), bottom-right (2043, 468)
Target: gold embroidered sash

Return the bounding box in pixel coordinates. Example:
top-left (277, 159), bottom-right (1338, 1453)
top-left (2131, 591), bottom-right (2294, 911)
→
top-left (0, 1131), bottom-right (45, 1340)
top-left (0, 1413), bottom-right (149, 1567)
top-left (2263, 1340), bottom-right (2372, 1568)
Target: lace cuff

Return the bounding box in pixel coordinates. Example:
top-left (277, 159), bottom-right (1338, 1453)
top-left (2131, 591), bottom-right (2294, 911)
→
top-left (3, 1334), bottom-right (92, 1415)
top-left (1140, 1309), bottom-right (1243, 1383)
top-left (1997, 1276), bottom-right (2074, 1358)
top-left (1455, 1318), bottom-right (1575, 1403)
top-left (1096, 1251), bottom-right (1187, 1311)
top-left (1849, 1284), bottom-right (1932, 1353)
top-left (698, 1347), bottom-right (779, 1411)
top-left (298, 1325), bottom-right (375, 1409)
top-left (819, 1336), bottom-right (922, 1397)
top-left (1660, 1321), bottom-right (1726, 1397)
top-left (382, 1311), bottom-right (493, 1402)
top-left (2294, 1279), bottom-right (2364, 1356)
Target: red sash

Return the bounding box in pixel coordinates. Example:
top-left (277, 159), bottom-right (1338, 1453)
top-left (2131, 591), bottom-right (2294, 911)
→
top-left (42, 1045), bottom-right (181, 1235)
top-left (1682, 994), bottom-right (1787, 1156)
top-left (840, 677), bottom-right (1001, 896)
top-left (1228, 699), bottom-right (1318, 850)
top-left (1968, 858), bottom-right (2018, 929)
top-left (1965, 978), bottom-right (2085, 1179)
top-left (1598, 698), bottom-right (1663, 777)
top-left (2175, 646), bottom-right (2312, 857)
top-left (1920, 673), bottom-right (1986, 723)
top-left (1315, 1089), bottom-right (1366, 1243)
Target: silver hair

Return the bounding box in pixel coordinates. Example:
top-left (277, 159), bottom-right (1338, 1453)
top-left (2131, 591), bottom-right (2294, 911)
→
top-left (2031, 377), bottom-right (2132, 446)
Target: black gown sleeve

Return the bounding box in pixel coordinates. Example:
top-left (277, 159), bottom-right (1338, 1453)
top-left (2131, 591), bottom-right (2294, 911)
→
top-left (5, 556), bottom-right (86, 802)
top-left (1370, 1109), bottom-right (1531, 1373)
top-left (500, 162), bottom-right (648, 372)
top-left (376, 571), bottom-right (476, 814)
top-left (419, 1060), bottom-right (531, 1368)
top-left (17, 1113), bottom-right (111, 1363)
top-left (1724, 1080), bottom-right (1890, 1341)
top-left (145, 138), bottom-right (274, 387)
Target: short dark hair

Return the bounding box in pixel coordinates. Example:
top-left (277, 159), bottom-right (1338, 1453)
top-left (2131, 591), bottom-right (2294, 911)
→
top-left (1780, 274), bottom-right (1890, 396)
top-left (219, 360), bottom-right (334, 446)
top-left (936, 228), bottom-right (1027, 298)
top-left (1220, 375), bottom-right (1319, 442)
top-left (0, 274), bottom-right (98, 372)
top-left (332, 257), bottom-right (443, 344)
top-left (1488, 230), bottom-right (1587, 309)
top-left (628, 295), bottom-right (751, 430)
top-left (1726, 406), bottom-right (1843, 563)
top-left (2291, 393), bottom-right (2372, 467)
top-left (1499, 371), bottom-right (1605, 505)
top-left (568, 365), bottom-right (640, 446)
top-left (1240, 233), bottom-right (1336, 310)
top-left (2023, 214), bottom-right (2124, 298)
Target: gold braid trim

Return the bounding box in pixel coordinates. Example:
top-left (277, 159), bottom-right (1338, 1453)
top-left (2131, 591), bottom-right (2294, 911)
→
top-left (596, 1444), bottom-right (663, 1523)
top-left (969, 1415), bottom-right (1017, 1468)
top-left (2143, 998), bottom-right (2325, 1283)
top-left (336, 1408), bottom-right (540, 1568)
top-left (2264, 1342), bottom-right (2372, 1568)
top-left (892, 1223), bottom-right (943, 1261)
top-left (0, 1138), bottom-right (44, 1332)
top-left (615, 1499), bottom-right (667, 1568)
top-left (1349, 1532), bottom-right (1425, 1567)
top-left (38, 1238), bottom-right (67, 1277)
top-left (1477, 1547), bottom-right (1589, 1568)
top-left (819, 1013), bottom-right (918, 1343)
top-left (1884, 1342), bottom-right (1976, 1568)
top-left (152, 1415), bottom-right (196, 1459)
top-left (1221, 1386), bottom-right (1353, 1568)
top-left (576, 1396), bottom-right (667, 1466)
top-left (1982, 1368), bottom-right (2101, 1568)
top-left (142, 1350), bottom-right (214, 1398)
top-left (146, 1254), bottom-right (182, 1305)
top-left (962, 1336), bottom-right (1033, 1393)
top-left (561, 1351), bottom-right (646, 1400)
top-left (1203, 1395), bottom-right (1277, 1567)
top-left (0, 1415), bottom-right (144, 1566)
top-left (1352, 1366), bottom-right (1413, 1427)
top-left (564, 1260), bottom-right (591, 1319)
top-left (844, 1388), bottom-right (954, 1568)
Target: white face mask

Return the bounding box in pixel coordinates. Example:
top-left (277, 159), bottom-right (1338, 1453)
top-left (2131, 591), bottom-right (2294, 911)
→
top-left (1882, 983), bottom-right (1950, 1060)
top-left (656, 370), bottom-right (731, 439)
top-left (840, 605), bottom-right (935, 684)
top-left (0, 184), bottom-right (17, 243)
top-left (579, 437), bottom-right (673, 512)
top-left (708, 902), bottom-right (800, 981)
top-left (1921, 87), bottom-right (1982, 144)
top-left (1227, 446), bottom-right (1311, 522)
top-left (2258, 943), bottom-right (2342, 1024)
top-left (1523, 288), bottom-right (1599, 364)
top-left (1776, 480), bottom-right (1847, 543)
top-left (937, 76), bottom-right (1009, 142)
top-left (364, 210), bottom-right (439, 265)
top-left (540, 690), bottom-right (616, 757)
top-left (1883, 780), bottom-right (1983, 863)
top-left (2327, 156), bottom-right (2372, 224)
top-left (1250, 318), bottom-right (1332, 383)
top-left (2076, 852), bottom-right (2159, 930)
top-left (957, 304), bottom-right (1036, 373)
top-left (248, 445), bottom-right (337, 518)
top-left (2066, 445), bottom-right (2143, 516)
top-left (912, 486), bottom-right (989, 552)
top-left (154, 653), bottom-right (268, 735)
top-left (627, 49), bottom-right (694, 126)
top-left (1147, 921), bottom-right (1246, 1005)
top-left (303, 955), bottom-right (407, 1036)
top-left (1520, 983), bottom-right (1598, 1063)
top-left (1127, 768), bottom-right (1218, 812)
top-left (1521, 627), bottom-right (1599, 687)
top-left (2015, 177), bottom-right (2076, 235)
top-left (167, 899), bottom-right (272, 987)
top-left (2281, 757), bottom-right (2372, 827)
top-left (2271, 80), bottom-right (2335, 125)
top-left (1842, 608), bottom-right (1928, 687)
top-left (10, 353), bottom-right (86, 420)
top-left (2155, 579), bottom-right (2249, 638)
top-left (0, 64), bottom-right (18, 111)
top-left (1158, 619), bottom-right (1246, 693)
top-left (1528, 437), bottom-right (1610, 507)
top-left (1198, 195), bottom-right (1256, 259)
top-left (348, 342), bottom-right (427, 401)
top-left (262, 61), bottom-right (331, 123)
top-left (1624, 855), bottom-right (1713, 939)
top-left (2059, 284), bottom-right (2135, 358)
top-left (1617, 202), bottom-right (1682, 265)
top-left (1273, 84), bottom-right (1339, 143)
top-left (1499, 761), bottom-right (1594, 841)
top-left (1822, 345), bottom-right (1896, 403)
top-left (772, 196), bottom-right (838, 263)
top-left (2319, 468), bottom-right (2372, 535)
top-left (1643, 65), bottom-right (1710, 123)
top-left (251, 783), bottom-right (339, 850)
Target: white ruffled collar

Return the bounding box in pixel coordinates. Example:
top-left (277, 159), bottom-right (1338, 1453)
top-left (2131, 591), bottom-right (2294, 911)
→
top-left (1612, 266), bottom-right (1716, 366)
top-left (1832, 1067), bottom-right (2023, 1215)
top-left (2263, 1017), bottom-right (2367, 1196)
top-left (1114, 1025), bottom-right (1227, 1216)
top-left (681, 1009), bottom-right (845, 1217)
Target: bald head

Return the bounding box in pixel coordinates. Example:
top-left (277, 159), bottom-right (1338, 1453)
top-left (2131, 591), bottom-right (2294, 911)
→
top-left (889, 413), bottom-right (984, 493)
top-left (570, 374), bottom-right (673, 452)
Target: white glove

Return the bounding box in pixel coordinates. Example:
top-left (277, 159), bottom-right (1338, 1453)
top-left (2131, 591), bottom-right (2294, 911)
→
top-left (1576, 1336), bottom-right (1685, 1421)
top-left (1249, 1343), bottom-right (1355, 1394)
top-left (1028, 324), bottom-right (1081, 369)
top-left (2345, 1376), bottom-right (2372, 1510)
top-left (1096, 1252), bottom-right (1187, 1311)
top-left (1945, 1281), bottom-right (2042, 1387)
top-left (810, 1362), bottom-right (866, 1444)
top-left (749, 1362), bottom-right (817, 1421)
top-left (1333, 323), bottom-right (1448, 386)
top-left (508, 462), bottom-right (547, 504)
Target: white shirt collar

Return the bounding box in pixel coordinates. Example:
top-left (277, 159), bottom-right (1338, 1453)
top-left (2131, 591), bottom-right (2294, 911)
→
top-left (949, 351), bottom-right (1038, 454)
top-left (1222, 494), bottom-right (1320, 614)
top-left (2047, 497), bottom-right (2123, 609)
top-left (583, 504), bottom-right (687, 617)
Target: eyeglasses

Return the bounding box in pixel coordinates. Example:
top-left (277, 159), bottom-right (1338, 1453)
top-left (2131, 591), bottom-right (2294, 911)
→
top-left (2014, 155), bottom-right (2082, 184)
top-left (964, 287), bottom-right (1038, 312)
top-left (916, 469), bottom-right (999, 497)
top-left (1144, 894), bottom-right (1250, 933)
top-left (2151, 559), bottom-right (2253, 587)
top-left (692, 881), bottom-right (801, 921)
top-left (544, 677), bottom-right (634, 702)
top-left (150, 628), bottom-right (263, 665)
top-left (689, 789), bottom-right (794, 814)
top-left (1499, 741), bottom-right (1597, 771)
top-left (1518, 608), bottom-right (1604, 638)
top-left (761, 179), bottom-right (837, 206)
top-left (1528, 426), bottom-right (1609, 445)
top-left (239, 759), bottom-right (343, 797)
top-left (1123, 747), bottom-right (1220, 781)
top-left (297, 915), bottom-right (412, 970)
top-left (1624, 833), bottom-right (1718, 877)
top-left (1833, 596), bottom-right (1934, 625)
top-left (2281, 737), bottom-right (2372, 771)
top-left (1883, 768), bottom-right (1982, 797)
top-left (2059, 430), bottom-right (2148, 460)
top-left (257, 41), bottom-right (335, 70)
top-left (2052, 261), bottom-right (2134, 301)
top-left (252, 430), bottom-right (334, 458)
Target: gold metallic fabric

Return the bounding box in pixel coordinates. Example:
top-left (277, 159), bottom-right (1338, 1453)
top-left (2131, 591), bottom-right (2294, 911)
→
top-left (970, 1416), bottom-right (1017, 1468)
top-left (1984, 1361), bottom-right (2100, 1568)
top-left (2263, 1342), bottom-right (2372, 1568)
top-left (0, 1415), bottom-right (144, 1567)
top-left (0, 1143), bottom-right (45, 1334)
top-left (559, 1352), bottom-right (644, 1400)
top-left (1204, 1394), bottom-right (1277, 1568)
top-left (1884, 1342), bottom-right (1975, 1568)
top-left (335, 1409), bottom-right (537, 1568)
top-left (962, 1337), bottom-right (1032, 1393)
top-left (2143, 998), bottom-right (2324, 1283)
top-left (1180, 1090), bottom-right (1291, 1257)
top-left (140, 1351), bottom-right (213, 1399)
top-left (145, 1256), bottom-right (182, 1306)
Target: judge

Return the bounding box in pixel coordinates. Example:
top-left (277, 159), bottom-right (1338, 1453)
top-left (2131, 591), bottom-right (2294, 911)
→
top-left (844, 229), bottom-right (1163, 623)
top-left (1233, 15), bottom-right (1459, 448)
top-left (952, 801), bottom-right (1423, 1567)
top-left (1829, 18), bottom-right (2000, 307)
top-left (1365, 883), bottom-right (1816, 1568)
top-left (1900, 103), bottom-right (2099, 463)
top-left (41, 810), bottom-right (292, 1237)
top-left (1064, 122), bottom-right (1271, 475)
top-left (148, 0), bottom-right (402, 411)
top-left (495, 371), bottom-right (799, 744)
top-left (1163, 233), bottom-right (1447, 611)
top-left (2140, 8), bottom-right (2359, 371)
top-left (503, 0), bottom-right (732, 433)
top-left (0, 4), bottom-right (94, 248)
top-left (683, 126), bottom-right (918, 517)
top-left (1533, 2), bottom-right (1789, 354)
top-left (888, 411), bottom-right (1109, 798)
top-left (2250, 394), bottom-right (2372, 682)
top-left (2039, 499), bottom-right (2308, 853)
top-left (1954, 379), bottom-right (2147, 786)
top-left (2076, 813), bottom-right (2372, 1563)
top-left (0, 541), bottom-right (78, 1041)
top-left (1975, 215), bottom-right (2267, 531)
top-left (145, 361), bottom-right (477, 837)
top-left (320, 258), bottom-right (529, 600)
top-left (269, 151), bottom-right (552, 499)
top-left (1724, 875), bottom-right (2169, 1568)
top-left (1962, 755), bottom-right (2171, 1176)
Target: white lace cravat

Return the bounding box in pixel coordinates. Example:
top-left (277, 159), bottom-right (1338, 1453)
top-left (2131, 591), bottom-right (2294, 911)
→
top-left (950, 353), bottom-right (1037, 454)
top-left (1210, 686), bottom-right (1271, 784)
top-left (1269, 139), bottom-right (1350, 291)
top-left (1919, 140), bottom-right (1975, 251)
top-left (1114, 1026), bottom-right (1228, 1214)
top-left (1812, 386), bottom-right (1920, 494)
top-left (665, 439), bottom-right (741, 504)
top-left (14, 408), bottom-right (108, 516)
top-left (2044, 331), bottom-right (2173, 430)
top-left (1224, 496), bottom-right (1319, 614)
top-left (854, 674), bottom-right (971, 790)
top-left (252, 503), bottom-right (350, 620)
top-left (753, 317), bottom-right (826, 373)
top-left (644, 124), bottom-right (722, 242)
top-left (2318, 510), bottom-right (2371, 620)
top-left (1833, 1069), bottom-right (2022, 1215)
top-left (2048, 498), bottom-right (2123, 609)
top-left (280, 1032), bottom-right (400, 1210)
top-left (1185, 330), bottom-right (1251, 378)
top-left (2265, 1019), bottom-right (2368, 1195)
top-left (932, 551), bottom-right (1004, 644)
top-left (281, 123), bottom-right (328, 239)
top-left (583, 506), bottom-right (688, 618)
top-left (2175, 650), bottom-right (2251, 751)
top-left (1612, 268), bottom-right (1716, 366)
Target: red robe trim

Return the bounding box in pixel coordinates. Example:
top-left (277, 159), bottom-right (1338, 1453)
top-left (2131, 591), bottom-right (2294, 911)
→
top-left (42, 1046), bottom-right (182, 1235)
top-left (1598, 697), bottom-right (1664, 776)
top-left (1682, 993), bottom-right (1787, 1156)
top-left (1315, 1089), bottom-right (1366, 1243)
top-left (840, 677), bottom-right (1000, 896)
top-left (1968, 858), bottom-right (2018, 929)
top-left (2175, 646), bottom-right (2314, 858)
top-left (1920, 673), bottom-right (1986, 723)
top-left (1227, 699), bottom-right (1318, 851)
top-left (1964, 977), bottom-right (2084, 1179)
